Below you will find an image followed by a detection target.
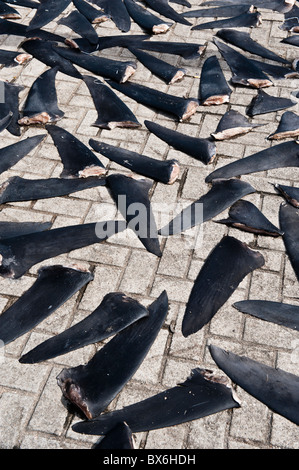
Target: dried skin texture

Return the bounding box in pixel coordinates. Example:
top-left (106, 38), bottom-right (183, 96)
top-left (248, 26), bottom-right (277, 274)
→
top-left (14, 53), bottom-right (32, 64)
top-left (18, 112), bottom-right (51, 125)
top-left (152, 23), bottom-right (171, 33)
top-left (78, 166), bottom-right (107, 177)
top-left (202, 94), bottom-right (230, 105)
top-left (182, 100), bottom-right (199, 121)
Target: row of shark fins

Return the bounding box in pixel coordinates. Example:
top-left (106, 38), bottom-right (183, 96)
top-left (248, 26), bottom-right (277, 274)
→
top-left (0, 0), bottom-right (299, 449)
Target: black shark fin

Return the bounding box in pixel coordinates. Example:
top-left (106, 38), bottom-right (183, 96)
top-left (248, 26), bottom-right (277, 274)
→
top-left (58, 9), bottom-right (99, 45)
top-left (215, 199), bottom-right (284, 236)
top-left (56, 291), bottom-right (168, 419)
top-left (191, 6), bottom-right (262, 30)
top-left (199, 55), bottom-right (232, 105)
top-left (267, 111), bottom-right (299, 140)
top-left (0, 220), bottom-right (127, 278)
top-left (46, 124), bottom-right (106, 178)
top-left (106, 173), bottom-right (162, 257)
top-left (21, 38), bottom-right (83, 79)
top-left (89, 139), bottom-right (180, 185)
top-left (128, 47), bottom-right (186, 84)
top-left (209, 344), bottom-right (299, 426)
top-left (124, 0), bottom-right (172, 34)
top-left (205, 140), bottom-right (299, 182)
top-left (0, 134), bottom-right (46, 175)
top-left (213, 38), bottom-right (273, 88)
top-left (143, 0), bottom-right (191, 26)
top-left (0, 264), bottom-right (93, 345)
top-left (93, 422), bottom-right (135, 449)
top-left (0, 80), bottom-right (24, 136)
top-left (106, 79), bottom-right (199, 122)
top-left (54, 46), bottom-right (137, 83)
top-left (279, 201), bottom-right (299, 282)
top-left (246, 89), bottom-right (296, 117)
top-left (18, 67), bottom-right (64, 126)
top-left (0, 221), bottom-right (52, 240)
top-left (274, 183), bottom-right (299, 208)
top-left (216, 28), bottom-right (291, 65)
top-left (144, 119), bottom-right (216, 165)
top-left (0, 175), bottom-right (106, 204)
top-left (73, 0), bottom-right (109, 23)
top-left (182, 236), bottom-right (265, 336)
top-left (26, 0), bottom-right (71, 31)
top-left (71, 366), bottom-right (240, 435)
top-left (83, 75), bottom-right (141, 129)
top-left (211, 109), bottom-right (263, 140)
top-left (19, 292), bottom-right (149, 363)
top-left (233, 299), bottom-right (299, 331)
top-left (158, 178), bottom-right (255, 236)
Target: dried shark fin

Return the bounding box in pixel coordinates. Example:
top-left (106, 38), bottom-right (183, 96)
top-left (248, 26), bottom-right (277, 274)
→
top-left (0, 81), bottom-right (24, 136)
top-left (54, 46), bottom-right (137, 83)
top-left (205, 140), bottom-right (299, 183)
top-left (183, 4), bottom-right (252, 17)
top-left (199, 55), bottom-right (232, 105)
top-left (90, 0), bottom-right (131, 32)
top-left (21, 39), bottom-right (83, 79)
top-left (0, 111), bottom-right (12, 133)
top-left (158, 178), bottom-right (256, 236)
top-left (0, 1), bottom-right (21, 18)
top-left (19, 292), bottom-right (149, 363)
top-left (0, 18), bottom-right (67, 43)
top-left (2, 0), bottom-right (39, 7)
top-left (246, 89), bottom-right (296, 117)
top-left (0, 221), bottom-right (52, 239)
top-left (26, 0), bottom-right (71, 31)
top-left (247, 58), bottom-right (298, 80)
top-left (18, 67), bottom-right (64, 126)
top-left (106, 79), bottom-right (199, 122)
top-left (56, 290), bottom-right (168, 419)
top-left (73, 0), bottom-right (110, 23)
top-left (131, 39), bottom-right (207, 60)
top-left (0, 134), bottom-right (46, 175)
top-left (211, 109), bottom-right (263, 140)
top-left (0, 264), bottom-right (93, 345)
top-left (209, 344), bottom-right (299, 425)
top-left (281, 35), bottom-right (299, 47)
top-left (128, 47), bottom-right (186, 85)
top-left (182, 236), bottom-right (265, 336)
top-left (72, 366), bottom-right (240, 435)
top-left (144, 119), bottom-right (216, 165)
top-left (0, 49), bottom-right (32, 67)
top-left (93, 422), bottom-right (135, 449)
top-left (191, 6), bottom-right (262, 30)
top-left (0, 175), bottom-right (106, 204)
top-left (124, 0), bottom-right (173, 34)
top-left (0, 220), bottom-right (126, 278)
top-left (233, 299), bottom-right (299, 331)
top-left (216, 28), bottom-right (291, 65)
top-left (106, 173), bottom-right (162, 257)
top-left (279, 201), bottom-right (299, 282)
top-left (267, 111), bottom-right (299, 140)
top-left (143, 0), bottom-right (192, 26)
top-left (57, 9), bottom-right (99, 45)
top-left (89, 139), bottom-right (180, 185)
top-left (202, 0), bottom-right (295, 13)
top-left (213, 38), bottom-right (273, 88)
top-left (83, 75), bottom-right (141, 129)
top-left (215, 199), bottom-right (284, 236)
top-left (46, 124), bottom-right (106, 178)
top-left (274, 183), bottom-right (299, 208)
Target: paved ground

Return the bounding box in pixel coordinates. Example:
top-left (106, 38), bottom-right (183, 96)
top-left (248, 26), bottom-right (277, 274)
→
top-left (0, 0), bottom-right (298, 450)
